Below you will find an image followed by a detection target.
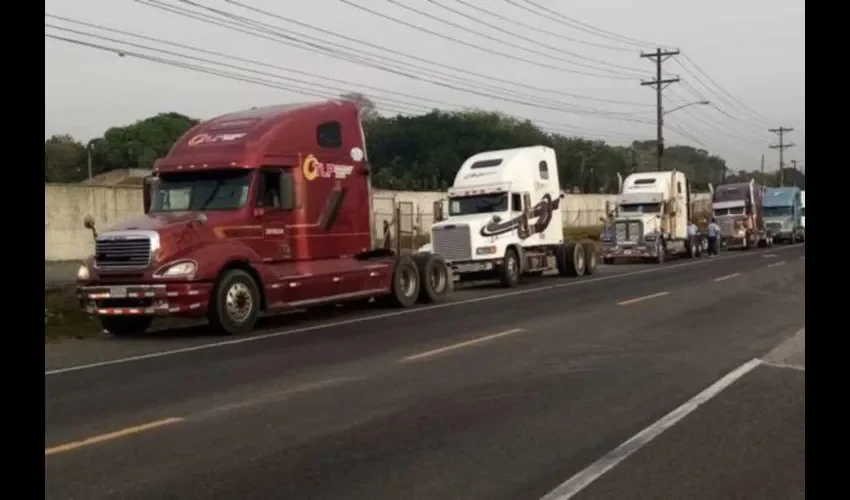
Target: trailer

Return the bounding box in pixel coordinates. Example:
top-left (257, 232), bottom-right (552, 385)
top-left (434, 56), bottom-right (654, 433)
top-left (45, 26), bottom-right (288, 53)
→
top-left (430, 146), bottom-right (595, 288)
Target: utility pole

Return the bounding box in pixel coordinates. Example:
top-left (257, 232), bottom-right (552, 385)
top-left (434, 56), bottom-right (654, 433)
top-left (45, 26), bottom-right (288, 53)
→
top-left (768, 127), bottom-right (794, 187)
top-left (641, 48), bottom-right (680, 171)
top-left (790, 159), bottom-right (797, 187)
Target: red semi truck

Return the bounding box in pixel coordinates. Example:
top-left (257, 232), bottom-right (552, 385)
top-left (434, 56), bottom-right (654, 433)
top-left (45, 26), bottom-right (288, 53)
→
top-left (75, 101), bottom-right (452, 336)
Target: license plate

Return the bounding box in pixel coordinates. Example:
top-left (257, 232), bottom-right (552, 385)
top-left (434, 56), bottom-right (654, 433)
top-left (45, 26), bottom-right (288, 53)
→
top-left (110, 286), bottom-right (128, 299)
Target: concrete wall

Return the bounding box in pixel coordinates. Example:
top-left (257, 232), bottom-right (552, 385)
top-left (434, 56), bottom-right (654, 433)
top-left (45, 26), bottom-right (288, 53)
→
top-left (45, 184), bottom-right (713, 261)
top-left (45, 184), bottom-right (144, 261)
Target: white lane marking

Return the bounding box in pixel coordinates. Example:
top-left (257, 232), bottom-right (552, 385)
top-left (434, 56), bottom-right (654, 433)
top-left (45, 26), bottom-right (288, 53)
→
top-left (540, 358), bottom-right (763, 500)
top-left (762, 254), bottom-right (778, 258)
top-left (45, 246), bottom-right (799, 376)
top-left (767, 260), bottom-right (786, 268)
top-left (401, 328), bottom-right (525, 362)
top-left (617, 291), bottom-right (669, 306)
top-left (759, 360), bottom-right (805, 372)
top-left (713, 272), bottom-right (740, 282)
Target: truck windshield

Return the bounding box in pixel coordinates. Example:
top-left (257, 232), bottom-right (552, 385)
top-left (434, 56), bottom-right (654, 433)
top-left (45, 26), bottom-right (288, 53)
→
top-left (151, 170), bottom-right (252, 212)
top-left (714, 207), bottom-right (745, 216)
top-left (619, 202), bottom-right (661, 214)
top-left (449, 193), bottom-right (508, 216)
top-left (763, 206), bottom-right (793, 217)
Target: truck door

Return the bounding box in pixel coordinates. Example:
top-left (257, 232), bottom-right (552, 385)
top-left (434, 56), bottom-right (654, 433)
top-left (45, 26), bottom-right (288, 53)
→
top-left (254, 168), bottom-right (305, 305)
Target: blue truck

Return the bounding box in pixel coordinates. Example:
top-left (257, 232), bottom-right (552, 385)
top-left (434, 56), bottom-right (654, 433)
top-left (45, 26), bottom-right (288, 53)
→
top-left (763, 187), bottom-right (805, 243)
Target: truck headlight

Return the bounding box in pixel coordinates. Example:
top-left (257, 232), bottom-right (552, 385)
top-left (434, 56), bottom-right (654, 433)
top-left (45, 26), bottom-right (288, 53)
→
top-left (154, 260), bottom-right (197, 278)
top-left (736, 229), bottom-right (746, 236)
top-left (76, 264), bottom-right (90, 281)
top-left (475, 246), bottom-right (497, 255)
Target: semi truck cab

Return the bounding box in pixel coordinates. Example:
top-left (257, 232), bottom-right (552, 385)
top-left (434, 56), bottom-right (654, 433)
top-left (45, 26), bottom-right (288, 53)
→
top-left (76, 101), bottom-right (451, 336)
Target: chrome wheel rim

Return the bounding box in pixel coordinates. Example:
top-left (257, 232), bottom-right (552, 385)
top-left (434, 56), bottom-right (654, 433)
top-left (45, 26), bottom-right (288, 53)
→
top-left (225, 283), bottom-right (253, 323)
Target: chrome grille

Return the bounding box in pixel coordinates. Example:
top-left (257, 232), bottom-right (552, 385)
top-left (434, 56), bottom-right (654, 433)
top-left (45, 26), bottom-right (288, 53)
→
top-left (766, 222), bottom-right (782, 232)
top-left (615, 221), bottom-right (642, 244)
top-left (718, 218), bottom-right (737, 235)
top-left (94, 235), bottom-right (152, 270)
top-left (432, 225), bottom-right (472, 261)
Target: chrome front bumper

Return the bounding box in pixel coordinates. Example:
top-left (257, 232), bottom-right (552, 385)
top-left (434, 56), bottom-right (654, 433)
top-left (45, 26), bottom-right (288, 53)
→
top-left (78, 282), bottom-right (213, 317)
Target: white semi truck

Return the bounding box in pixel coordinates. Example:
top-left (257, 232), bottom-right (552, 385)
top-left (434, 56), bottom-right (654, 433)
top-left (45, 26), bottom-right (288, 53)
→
top-left (431, 146), bottom-right (596, 288)
top-left (601, 170), bottom-right (700, 264)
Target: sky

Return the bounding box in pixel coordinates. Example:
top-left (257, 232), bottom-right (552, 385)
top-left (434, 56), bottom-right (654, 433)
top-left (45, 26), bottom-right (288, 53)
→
top-left (44, 0), bottom-right (805, 173)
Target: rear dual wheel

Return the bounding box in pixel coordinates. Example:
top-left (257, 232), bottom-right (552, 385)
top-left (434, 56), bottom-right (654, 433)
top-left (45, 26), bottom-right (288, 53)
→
top-left (556, 242), bottom-right (587, 277)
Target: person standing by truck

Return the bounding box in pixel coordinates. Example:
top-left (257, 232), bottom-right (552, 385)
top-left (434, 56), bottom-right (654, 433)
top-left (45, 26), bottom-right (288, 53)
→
top-left (707, 218), bottom-right (721, 256)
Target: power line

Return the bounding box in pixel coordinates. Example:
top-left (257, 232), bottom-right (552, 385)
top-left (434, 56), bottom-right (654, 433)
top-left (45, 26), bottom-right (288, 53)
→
top-left (337, 0), bottom-right (640, 80)
top-left (675, 55), bottom-right (776, 128)
top-left (640, 48), bottom-right (680, 170)
top-left (43, 28), bottom-right (643, 143)
top-left (135, 1), bottom-right (654, 122)
top-left (506, 0), bottom-right (667, 49)
top-left (422, 0), bottom-right (647, 74)
top-left (452, 0), bottom-right (636, 53)
top-left (138, 0), bottom-right (652, 111)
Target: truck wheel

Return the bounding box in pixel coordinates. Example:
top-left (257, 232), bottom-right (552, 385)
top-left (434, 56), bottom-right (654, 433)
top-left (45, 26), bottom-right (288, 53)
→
top-left (100, 317), bottom-right (152, 337)
top-left (413, 253), bottom-right (450, 304)
top-left (499, 247), bottom-right (521, 288)
top-left (208, 269), bottom-right (261, 335)
top-left (581, 240), bottom-right (598, 275)
top-left (386, 256), bottom-right (421, 307)
top-left (558, 242), bottom-right (586, 277)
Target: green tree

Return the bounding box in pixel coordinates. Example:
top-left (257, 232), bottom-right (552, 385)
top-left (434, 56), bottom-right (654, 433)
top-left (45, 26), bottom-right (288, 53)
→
top-left (90, 112), bottom-right (199, 172)
top-left (45, 134), bottom-right (87, 182)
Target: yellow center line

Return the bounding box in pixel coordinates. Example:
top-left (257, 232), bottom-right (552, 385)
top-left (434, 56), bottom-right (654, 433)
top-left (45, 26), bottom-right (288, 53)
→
top-left (617, 291), bottom-right (670, 306)
top-left (45, 417), bottom-right (184, 456)
top-left (401, 328), bottom-right (525, 362)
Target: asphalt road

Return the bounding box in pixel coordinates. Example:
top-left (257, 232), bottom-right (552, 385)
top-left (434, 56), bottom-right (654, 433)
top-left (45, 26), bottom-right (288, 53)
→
top-left (45, 244), bottom-right (805, 500)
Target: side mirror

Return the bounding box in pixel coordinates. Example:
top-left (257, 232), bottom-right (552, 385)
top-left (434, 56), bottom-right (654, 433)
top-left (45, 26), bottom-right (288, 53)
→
top-left (83, 214), bottom-right (98, 240)
top-left (142, 175), bottom-right (159, 214)
top-left (433, 200), bottom-right (444, 222)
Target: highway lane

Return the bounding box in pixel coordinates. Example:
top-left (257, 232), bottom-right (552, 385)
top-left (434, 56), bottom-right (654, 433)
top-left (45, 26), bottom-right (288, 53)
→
top-left (45, 245), bottom-right (804, 499)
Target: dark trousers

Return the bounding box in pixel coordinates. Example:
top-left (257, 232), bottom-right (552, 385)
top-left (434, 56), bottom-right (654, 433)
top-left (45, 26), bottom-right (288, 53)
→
top-left (707, 236), bottom-right (718, 255)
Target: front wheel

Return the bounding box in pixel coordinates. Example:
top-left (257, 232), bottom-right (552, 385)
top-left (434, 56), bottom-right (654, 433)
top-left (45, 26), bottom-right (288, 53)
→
top-left (208, 269), bottom-right (261, 335)
top-left (100, 316), bottom-right (152, 337)
top-left (499, 247), bottom-right (520, 288)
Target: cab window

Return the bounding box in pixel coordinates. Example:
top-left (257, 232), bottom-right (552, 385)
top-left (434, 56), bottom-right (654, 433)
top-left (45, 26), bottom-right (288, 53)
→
top-left (317, 121), bottom-right (342, 148)
top-left (256, 169), bottom-right (295, 210)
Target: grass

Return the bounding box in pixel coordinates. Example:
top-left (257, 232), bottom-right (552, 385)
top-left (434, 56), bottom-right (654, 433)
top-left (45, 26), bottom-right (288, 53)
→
top-left (45, 286), bottom-right (102, 342)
